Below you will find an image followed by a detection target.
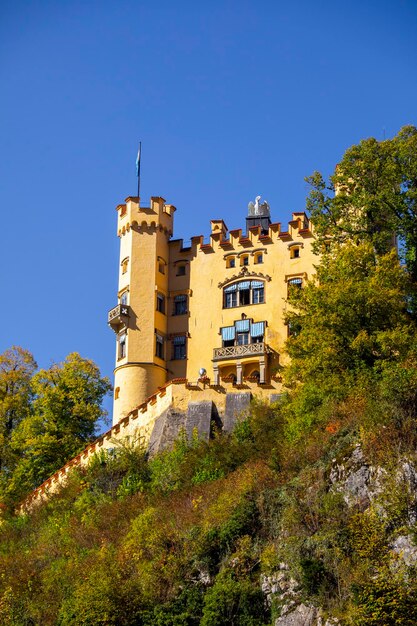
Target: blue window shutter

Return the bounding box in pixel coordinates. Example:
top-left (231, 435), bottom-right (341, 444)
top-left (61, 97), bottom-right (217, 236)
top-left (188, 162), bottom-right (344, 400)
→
top-left (221, 326), bottom-right (236, 341)
top-left (235, 319), bottom-right (250, 332)
top-left (250, 321), bottom-right (265, 337)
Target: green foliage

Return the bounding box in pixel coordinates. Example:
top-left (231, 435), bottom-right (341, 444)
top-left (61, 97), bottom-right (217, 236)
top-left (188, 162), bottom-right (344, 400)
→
top-left (306, 125), bottom-right (417, 284)
top-left (0, 346), bottom-right (36, 478)
top-left (284, 241), bottom-right (416, 443)
top-left (353, 566), bottom-right (417, 625)
top-left (0, 351), bottom-right (111, 504)
top-left (201, 572), bottom-right (269, 626)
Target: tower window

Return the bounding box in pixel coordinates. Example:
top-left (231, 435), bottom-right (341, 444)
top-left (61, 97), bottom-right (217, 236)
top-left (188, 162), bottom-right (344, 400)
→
top-left (176, 264), bottom-right (186, 276)
top-left (173, 294), bottom-right (187, 315)
top-left (158, 262), bottom-right (165, 274)
top-left (114, 387), bottom-right (120, 400)
top-left (120, 291), bottom-right (128, 305)
top-left (172, 336), bottom-right (186, 360)
top-left (156, 293), bottom-right (165, 314)
top-left (155, 334), bottom-right (164, 359)
top-left (121, 258), bottom-right (129, 274)
top-left (118, 333), bottom-right (126, 360)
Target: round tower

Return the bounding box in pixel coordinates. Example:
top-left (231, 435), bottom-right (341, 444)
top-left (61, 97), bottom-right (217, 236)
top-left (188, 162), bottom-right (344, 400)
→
top-left (108, 196), bottom-right (175, 425)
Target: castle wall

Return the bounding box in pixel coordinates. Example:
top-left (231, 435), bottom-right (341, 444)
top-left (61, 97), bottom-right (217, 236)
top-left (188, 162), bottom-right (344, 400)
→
top-left (20, 380), bottom-right (281, 513)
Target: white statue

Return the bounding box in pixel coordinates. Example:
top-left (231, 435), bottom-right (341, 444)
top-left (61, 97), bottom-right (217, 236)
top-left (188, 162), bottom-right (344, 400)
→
top-left (248, 195), bottom-right (270, 216)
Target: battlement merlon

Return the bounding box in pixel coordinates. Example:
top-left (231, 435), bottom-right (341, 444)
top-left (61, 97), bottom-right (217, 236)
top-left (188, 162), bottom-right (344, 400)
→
top-left (116, 196), bottom-right (176, 237)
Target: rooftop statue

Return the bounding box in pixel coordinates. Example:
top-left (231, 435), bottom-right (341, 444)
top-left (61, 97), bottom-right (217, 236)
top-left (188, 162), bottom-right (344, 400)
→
top-left (248, 195), bottom-right (270, 216)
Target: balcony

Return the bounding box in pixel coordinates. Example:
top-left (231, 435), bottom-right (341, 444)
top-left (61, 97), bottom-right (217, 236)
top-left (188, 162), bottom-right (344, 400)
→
top-left (213, 342), bottom-right (269, 362)
top-left (108, 304), bottom-right (130, 332)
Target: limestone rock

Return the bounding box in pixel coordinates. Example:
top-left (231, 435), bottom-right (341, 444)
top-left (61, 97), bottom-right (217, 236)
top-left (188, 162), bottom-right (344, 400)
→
top-left (329, 444), bottom-right (385, 508)
top-left (391, 534), bottom-right (417, 567)
top-left (275, 603), bottom-right (318, 626)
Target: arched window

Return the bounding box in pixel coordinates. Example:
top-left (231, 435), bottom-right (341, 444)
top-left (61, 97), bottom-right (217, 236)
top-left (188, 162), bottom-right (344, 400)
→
top-left (223, 280), bottom-right (265, 308)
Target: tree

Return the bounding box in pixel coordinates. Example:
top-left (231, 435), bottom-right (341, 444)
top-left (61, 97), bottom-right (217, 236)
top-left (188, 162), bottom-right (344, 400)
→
top-left (0, 347), bottom-right (36, 474)
top-left (6, 352), bottom-right (111, 502)
top-left (306, 126), bottom-right (417, 286)
top-left (283, 243), bottom-right (417, 440)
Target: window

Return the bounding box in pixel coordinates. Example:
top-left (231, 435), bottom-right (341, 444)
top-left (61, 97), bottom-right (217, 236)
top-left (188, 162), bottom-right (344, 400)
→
top-left (173, 294), bottom-right (187, 315)
top-left (288, 319), bottom-right (301, 337)
top-left (220, 320), bottom-right (265, 347)
top-left (121, 258), bottom-right (129, 274)
top-left (118, 333), bottom-right (126, 359)
top-left (120, 291), bottom-right (128, 305)
top-left (172, 336), bottom-right (186, 360)
top-left (221, 325), bottom-right (235, 347)
top-left (224, 288), bottom-right (237, 308)
top-left (176, 264), bottom-right (186, 276)
top-left (250, 321), bottom-right (265, 342)
top-left (226, 257), bottom-right (236, 268)
top-left (120, 206), bottom-right (127, 217)
top-left (237, 332), bottom-right (249, 345)
top-left (287, 277), bottom-right (303, 296)
top-left (255, 253), bottom-right (263, 264)
top-left (239, 281), bottom-right (251, 305)
top-left (223, 280), bottom-right (265, 308)
top-left (290, 247), bottom-right (300, 259)
top-left (158, 262), bottom-right (165, 274)
top-left (156, 293), bottom-right (165, 314)
top-left (114, 387), bottom-right (120, 400)
top-left (251, 281), bottom-right (264, 304)
top-left (241, 255), bottom-right (249, 266)
top-left (155, 334), bottom-right (164, 359)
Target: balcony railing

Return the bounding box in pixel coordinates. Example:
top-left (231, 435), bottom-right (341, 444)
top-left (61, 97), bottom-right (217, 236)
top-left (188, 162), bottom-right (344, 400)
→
top-left (108, 304), bottom-right (130, 331)
top-left (213, 342), bottom-right (269, 361)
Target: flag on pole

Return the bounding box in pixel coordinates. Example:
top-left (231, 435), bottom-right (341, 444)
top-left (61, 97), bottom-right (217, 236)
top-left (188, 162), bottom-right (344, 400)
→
top-left (136, 142), bottom-right (141, 198)
top-left (136, 143), bottom-right (141, 177)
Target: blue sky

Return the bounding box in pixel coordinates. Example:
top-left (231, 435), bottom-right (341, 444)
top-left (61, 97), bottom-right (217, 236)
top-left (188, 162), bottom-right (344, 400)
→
top-left (1, 0), bottom-right (416, 423)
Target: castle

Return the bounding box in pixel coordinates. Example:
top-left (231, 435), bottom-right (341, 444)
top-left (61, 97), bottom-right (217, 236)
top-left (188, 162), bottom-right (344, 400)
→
top-left (21, 192), bottom-right (317, 510)
top-left (108, 194), bottom-right (316, 435)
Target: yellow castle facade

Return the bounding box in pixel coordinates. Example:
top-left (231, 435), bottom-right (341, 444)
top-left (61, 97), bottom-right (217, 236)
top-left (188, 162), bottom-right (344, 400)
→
top-left (108, 194), bottom-right (317, 426)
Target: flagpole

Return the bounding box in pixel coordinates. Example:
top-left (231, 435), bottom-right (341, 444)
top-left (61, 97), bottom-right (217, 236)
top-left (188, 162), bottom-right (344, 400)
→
top-left (136, 142), bottom-right (141, 200)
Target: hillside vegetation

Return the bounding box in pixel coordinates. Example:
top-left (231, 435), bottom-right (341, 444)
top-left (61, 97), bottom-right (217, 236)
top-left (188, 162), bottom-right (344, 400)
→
top-left (0, 127), bottom-right (417, 625)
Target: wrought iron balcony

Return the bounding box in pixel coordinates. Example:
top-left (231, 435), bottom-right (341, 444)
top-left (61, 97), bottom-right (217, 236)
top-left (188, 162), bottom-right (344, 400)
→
top-left (213, 342), bottom-right (269, 362)
top-left (108, 304), bottom-right (130, 332)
